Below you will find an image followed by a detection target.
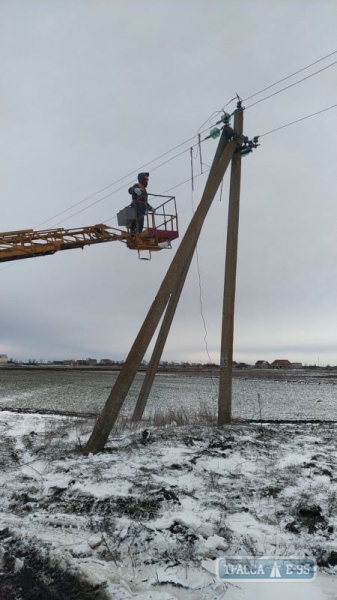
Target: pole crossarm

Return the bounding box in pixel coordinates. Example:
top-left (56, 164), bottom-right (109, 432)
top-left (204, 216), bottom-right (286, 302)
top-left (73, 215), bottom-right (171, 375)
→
top-left (0, 224), bottom-right (126, 263)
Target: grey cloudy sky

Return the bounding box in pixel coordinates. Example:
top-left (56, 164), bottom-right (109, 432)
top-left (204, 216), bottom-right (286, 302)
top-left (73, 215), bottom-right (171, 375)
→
top-left (1, 0), bottom-right (336, 366)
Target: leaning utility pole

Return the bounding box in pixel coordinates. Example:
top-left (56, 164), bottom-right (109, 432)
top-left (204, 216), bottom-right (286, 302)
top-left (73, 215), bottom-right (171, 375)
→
top-left (131, 250), bottom-right (192, 422)
top-left (132, 121), bottom-right (236, 423)
top-left (85, 124), bottom-right (238, 454)
top-left (218, 106), bottom-right (244, 425)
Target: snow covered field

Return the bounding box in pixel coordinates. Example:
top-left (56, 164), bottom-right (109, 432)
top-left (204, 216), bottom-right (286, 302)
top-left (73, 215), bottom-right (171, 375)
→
top-left (0, 411), bottom-right (336, 599)
top-left (1, 369), bottom-right (336, 421)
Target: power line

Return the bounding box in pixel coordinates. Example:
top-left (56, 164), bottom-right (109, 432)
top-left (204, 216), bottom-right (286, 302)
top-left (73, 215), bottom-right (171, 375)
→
top-left (259, 103), bottom-right (337, 137)
top-left (103, 168), bottom-right (210, 224)
top-left (110, 101), bottom-right (337, 208)
top-left (2, 100), bottom-right (336, 272)
top-left (243, 50), bottom-right (337, 102)
top-left (50, 142), bottom-right (203, 227)
top-left (35, 52), bottom-right (337, 229)
top-left (35, 133), bottom-right (203, 228)
top-left (53, 93), bottom-right (337, 227)
top-left (50, 127), bottom-right (226, 227)
top-left (245, 61), bottom-right (337, 110)
top-left (38, 122), bottom-right (220, 228)
top-left (50, 99), bottom-right (337, 227)
top-left (189, 165), bottom-right (217, 383)
top-left (29, 99), bottom-right (337, 231)
top-left (104, 168), bottom-right (211, 224)
top-left (197, 96), bottom-right (237, 133)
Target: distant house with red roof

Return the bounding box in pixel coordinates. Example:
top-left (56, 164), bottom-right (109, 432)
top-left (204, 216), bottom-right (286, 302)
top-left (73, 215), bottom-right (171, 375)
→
top-left (271, 359), bottom-right (292, 369)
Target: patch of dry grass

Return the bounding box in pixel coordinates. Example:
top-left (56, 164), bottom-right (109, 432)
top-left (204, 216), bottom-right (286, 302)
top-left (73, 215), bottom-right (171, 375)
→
top-left (102, 403), bottom-right (217, 434)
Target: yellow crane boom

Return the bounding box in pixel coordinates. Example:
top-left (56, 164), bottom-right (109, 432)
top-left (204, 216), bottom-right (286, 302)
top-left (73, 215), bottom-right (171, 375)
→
top-left (0, 224), bottom-right (127, 263)
top-left (0, 196), bottom-right (179, 263)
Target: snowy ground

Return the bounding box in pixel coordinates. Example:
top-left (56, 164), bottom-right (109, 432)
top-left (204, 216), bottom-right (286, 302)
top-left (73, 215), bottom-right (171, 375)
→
top-left (0, 411), bottom-right (336, 599)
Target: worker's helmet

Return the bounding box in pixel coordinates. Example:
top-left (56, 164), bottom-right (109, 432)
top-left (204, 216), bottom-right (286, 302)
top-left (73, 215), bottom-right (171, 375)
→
top-left (138, 172), bottom-right (150, 187)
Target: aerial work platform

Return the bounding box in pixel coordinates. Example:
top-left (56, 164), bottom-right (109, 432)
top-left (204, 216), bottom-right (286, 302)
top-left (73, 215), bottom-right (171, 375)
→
top-left (0, 195), bottom-right (178, 263)
top-left (118, 194), bottom-right (179, 257)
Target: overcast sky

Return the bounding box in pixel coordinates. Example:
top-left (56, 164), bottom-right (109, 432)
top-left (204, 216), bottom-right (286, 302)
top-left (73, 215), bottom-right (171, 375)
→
top-left (1, 0), bottom-right (336, 366)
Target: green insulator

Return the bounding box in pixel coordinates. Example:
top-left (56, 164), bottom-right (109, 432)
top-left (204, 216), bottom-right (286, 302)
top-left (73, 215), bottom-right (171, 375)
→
top-left (209, 127), bottom-right (220, 139)
top-left (240, 147), bottom-right (251, 156)
top-left (220, 112), bottom-right (231, 124)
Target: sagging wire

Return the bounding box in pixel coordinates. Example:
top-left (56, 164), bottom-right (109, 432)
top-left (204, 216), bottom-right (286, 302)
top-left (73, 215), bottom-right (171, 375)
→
top-left (198, 134), bottom-right (203, 174)
top-left (190, 147), bottom-right (194, 191)
top-left (196, 96), bottom-right (237, 134)
top-left (189, 152), bottom-right (218, 389)
top-left (197, 110), bottom-right (224, 134)
top-left (195, 244), bottom-right (218, 390)
top-left (218, 178), bottom-right (224, 203)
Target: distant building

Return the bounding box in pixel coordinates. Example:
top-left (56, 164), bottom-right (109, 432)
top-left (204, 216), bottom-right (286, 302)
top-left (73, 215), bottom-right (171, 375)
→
top-left (87, 358), bottom-right (97, 366)
top-left (291, 362), bottom-right (303, 369)
top-left (271, 359), bottom-right (292, 369)
top-left (255, 360), bottom-right (270, 369)
top-left (0, 354), bottom-right (8, 364)
top-left (99, 359), bottom-right (114, 365)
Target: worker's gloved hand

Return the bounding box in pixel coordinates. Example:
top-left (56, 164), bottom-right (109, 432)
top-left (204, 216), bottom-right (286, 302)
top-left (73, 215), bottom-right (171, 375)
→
top-left (134, 188), bottom-right (143, 196)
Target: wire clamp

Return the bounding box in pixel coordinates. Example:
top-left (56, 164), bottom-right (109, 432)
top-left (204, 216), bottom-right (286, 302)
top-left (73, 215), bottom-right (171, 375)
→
top-left (236, 135), bottom-right (260, 156)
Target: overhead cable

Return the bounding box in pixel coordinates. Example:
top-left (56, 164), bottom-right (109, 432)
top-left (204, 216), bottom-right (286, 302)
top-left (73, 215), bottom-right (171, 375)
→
top-left (35, 52), bottom-right (337, 229)
top-left (117, 102), bottom-right (337, 205)
top-left (103, 169), bottom-right (210, 223)
top-left (50, 143), bottom-right (202, 227)
top-left (245, 61), bottom-right (337, 110)
top-left (60, 58), bottom-right (336, 225)
top-left (190, 148), bottom-right (195, 191)
top-left (36, 52), bottom-right (337, 228)
top-left (190, 171), bottom-right (217, 381)
top-left (36, 133), bottom-right (204, 228)
top-left (259, 103), bottom-right (337, 137)
top-left (243, 50), bottom-right (337, 102)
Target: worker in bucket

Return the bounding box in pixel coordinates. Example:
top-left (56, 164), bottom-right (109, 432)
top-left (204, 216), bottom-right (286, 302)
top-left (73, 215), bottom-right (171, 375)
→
top-left (128, 172), bottom-right (154, 233)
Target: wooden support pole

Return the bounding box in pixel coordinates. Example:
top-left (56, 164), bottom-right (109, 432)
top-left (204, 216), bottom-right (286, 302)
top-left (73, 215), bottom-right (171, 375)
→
top-left (132, 245), bottom-right (193, 422)
top-left (218, 107), bottom-right (244, 425)
top-left (131, 121), bottom-right (237, 423)
top-left (84, 129), bottom-right (237, 454)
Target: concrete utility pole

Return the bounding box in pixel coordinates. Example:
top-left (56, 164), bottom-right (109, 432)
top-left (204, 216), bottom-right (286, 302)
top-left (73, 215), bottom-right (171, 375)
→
top-left (85, 125), bottom-right (238, 454)
top-left (131, 120), bottom-right (238, 423)
top-left (218, 106), bottom-right (244, 425)
top-left (132, 246), bottom-right (193, 422)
